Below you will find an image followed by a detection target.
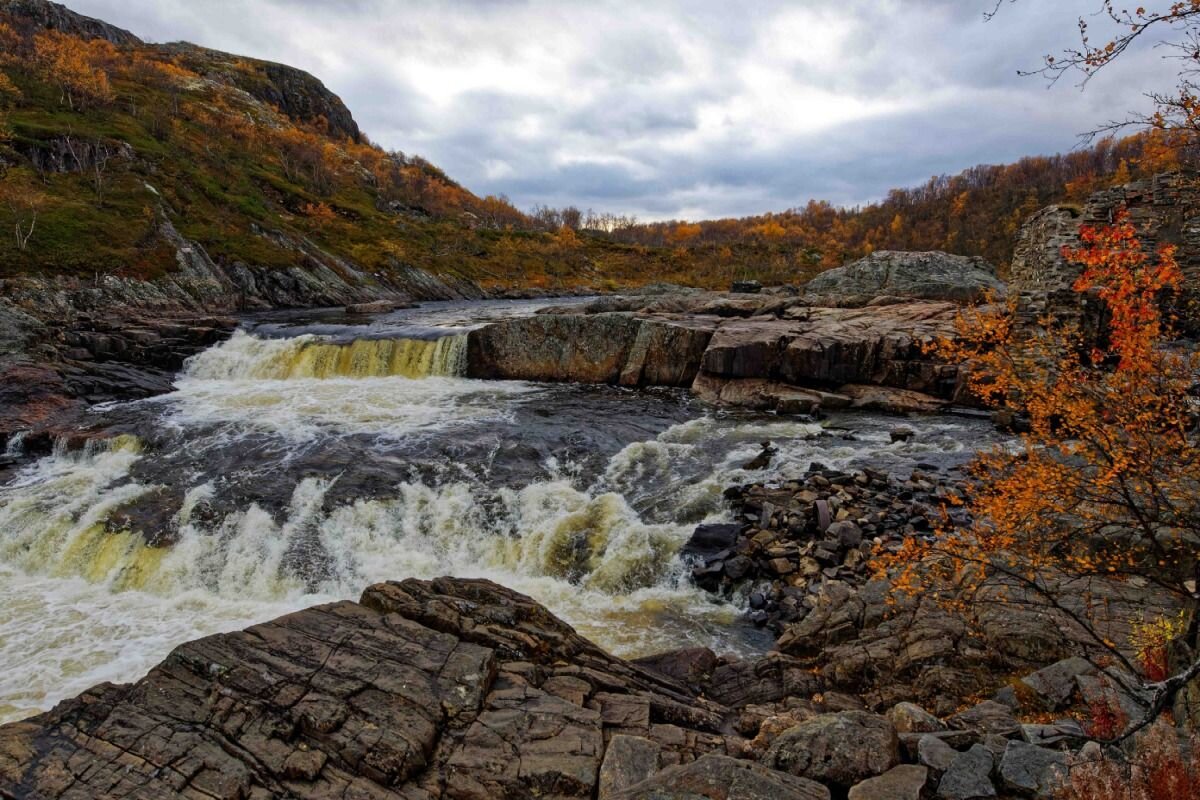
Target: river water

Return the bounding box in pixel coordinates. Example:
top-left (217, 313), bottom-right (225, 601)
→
top-left (0, 299), bottom-right (994, 723)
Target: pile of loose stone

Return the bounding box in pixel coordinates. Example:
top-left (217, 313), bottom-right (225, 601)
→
top-left (688, 462), bottom-right (971, 633)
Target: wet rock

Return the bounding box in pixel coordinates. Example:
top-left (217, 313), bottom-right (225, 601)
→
top-left (937, 744), bottom-right (996, 800)
top-left (843, 384), bottom-right (947, 413)
top-left (683, 523), bottom-right (743, 560)
top-left (692, 373), bottom-right (830, 414)
top-left (847, 765), bottom-right (929, 800)
top-left (764, 711), bottom-right (900, 789)
top-left (744, 441), bottom-right (778, 470)
top-left (615, 753), bottom-right (830, 800)
top-left (890, 426), bottom-right (916, 443)
top-left (345, 299), bottom-right (411, 314)
top-left (998, 741), bottom-right (1069, 799)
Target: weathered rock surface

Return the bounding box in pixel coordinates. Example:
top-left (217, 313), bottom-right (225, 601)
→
top-left (614, 754), bottom-right (830, 800)
top-left (802, 251), bottom-right (1004, 307)
top-left (997, 741), bottom-right (1068, 798)
top-left (467, 313), bottom-right (714, 386)
top-left (1010, 171), bottom-right (1200, 337)
top-left (764, 711), bottom-right (900, 788)
top-left (0, 577), bottom-right (847, 800)
top-left (1011, 171), bottom-right (1200, 294)
top-left (847, 764), bottom-right (928, 800)
top-left (469, 293), bottom-right (967, 413)
top-left (937, 744), bottom-right (996, 800)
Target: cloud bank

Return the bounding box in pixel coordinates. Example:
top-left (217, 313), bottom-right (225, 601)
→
top-left (69, 0), bottom-right (1176, 219)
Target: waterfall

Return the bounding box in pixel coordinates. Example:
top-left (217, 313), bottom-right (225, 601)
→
top-left (183, 330), bottom-right (469, 380)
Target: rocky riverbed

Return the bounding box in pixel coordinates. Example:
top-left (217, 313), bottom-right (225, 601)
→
top-left (0, 576), bottom-right (1141, 800)
top-left (0, 238), bottom-right (1176, 798)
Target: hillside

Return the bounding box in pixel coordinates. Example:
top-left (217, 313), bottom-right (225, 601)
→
top-left (0, 0), bottom-right (679, 295)
top-left (0, 0), bottom-right (1188, 296)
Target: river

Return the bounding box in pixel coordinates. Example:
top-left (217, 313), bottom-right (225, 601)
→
top-left (0, 299), bottom-right (994, 723)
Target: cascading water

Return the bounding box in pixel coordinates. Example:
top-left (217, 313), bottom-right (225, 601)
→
top-left (0, 303), bottom-right (995, 724)
top-left (183, 329), bottom-right (469, 380)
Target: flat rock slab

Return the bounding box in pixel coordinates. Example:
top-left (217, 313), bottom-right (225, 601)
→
top-left (0, 577), bottom-right (745, 800)
top-left (464, 296), bottom-right (965, 411)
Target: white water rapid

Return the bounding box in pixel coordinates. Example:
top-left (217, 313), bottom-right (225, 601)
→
top-left (0, 308), bottom-right (989, 723)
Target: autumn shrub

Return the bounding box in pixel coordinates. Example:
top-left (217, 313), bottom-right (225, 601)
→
top-left (878, 209), bottom-right (1200, 739)
top-left (1058, 720), bottom-right (1200, 800)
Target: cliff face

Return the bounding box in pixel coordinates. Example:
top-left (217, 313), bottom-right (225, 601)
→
top-left (0, 0), bottom-right (140, 45)
top-left (1010, 171), bottom-right (1200, 293)
top-left (159, 43), bottom-right (363, 143)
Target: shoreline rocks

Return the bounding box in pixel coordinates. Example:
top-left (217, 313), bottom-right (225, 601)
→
top-left (0, 576), bottom-right (1109, 800)
top-left (690, 465), bottom-right (969, 635)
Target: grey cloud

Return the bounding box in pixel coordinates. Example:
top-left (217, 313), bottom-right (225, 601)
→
top-left (66, 0), bottom-right (1178, 219)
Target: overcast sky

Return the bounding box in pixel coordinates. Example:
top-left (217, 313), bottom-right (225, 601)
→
top-left (67, 0), bottom-right (1175, 221)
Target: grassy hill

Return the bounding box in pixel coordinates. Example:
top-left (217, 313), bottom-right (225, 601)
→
top-left (0, 0), bottom-right (1182, 295)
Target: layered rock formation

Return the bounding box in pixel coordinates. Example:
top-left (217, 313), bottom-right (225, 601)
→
top-left (802, 251), bottom-right (1004, 307)
top-left (0, 577), bottom-right (1113, 800)
top-left (1010, 171), bottom-right (1200, 337)
top-left (467, 292), bottom-right (969, 414)
top-left (1010, 171), bottom-right (1200, 293)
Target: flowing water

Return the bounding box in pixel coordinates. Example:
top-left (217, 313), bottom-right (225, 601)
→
top-left (0, 299), bottom-right (996, 723)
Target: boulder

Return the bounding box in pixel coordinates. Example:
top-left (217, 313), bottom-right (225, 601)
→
top-left (765, 711), bottom-right (900, 789)
top-left (888, 702), bottom-right (945, 734)
top-left (937, 744), bottom-right (997, 800)
top-left (848, 765), bottom-right (929, 800)
top-left (615, 754), bottom-right (830, 800)
top-left (803, 251), bottom-right (1005, 307)
top-left (998, 741), bottom-right (1069, 799)
top-left (1019, 657), bottom-right (1094, 710)
top-left (682, 523), bottom-right (743, 559)
top-left (947, 700), bottom-right (1021, 739)
top-left (918, 733), bottom-right (959, 774)
top-left (1020, 720), bottom-right (1087, 748)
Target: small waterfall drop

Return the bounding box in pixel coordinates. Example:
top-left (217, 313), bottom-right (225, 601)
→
top-left (184, 330), bottom-right (469, 380)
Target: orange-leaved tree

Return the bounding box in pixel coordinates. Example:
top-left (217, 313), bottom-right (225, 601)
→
top-left (31, 31), bottom-right (114, 110)
top-left (881, 209), bottom-right (1200, 740)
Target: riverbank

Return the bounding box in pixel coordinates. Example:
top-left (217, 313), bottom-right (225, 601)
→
top-left (0, 575), bottom-right (1142, 800)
